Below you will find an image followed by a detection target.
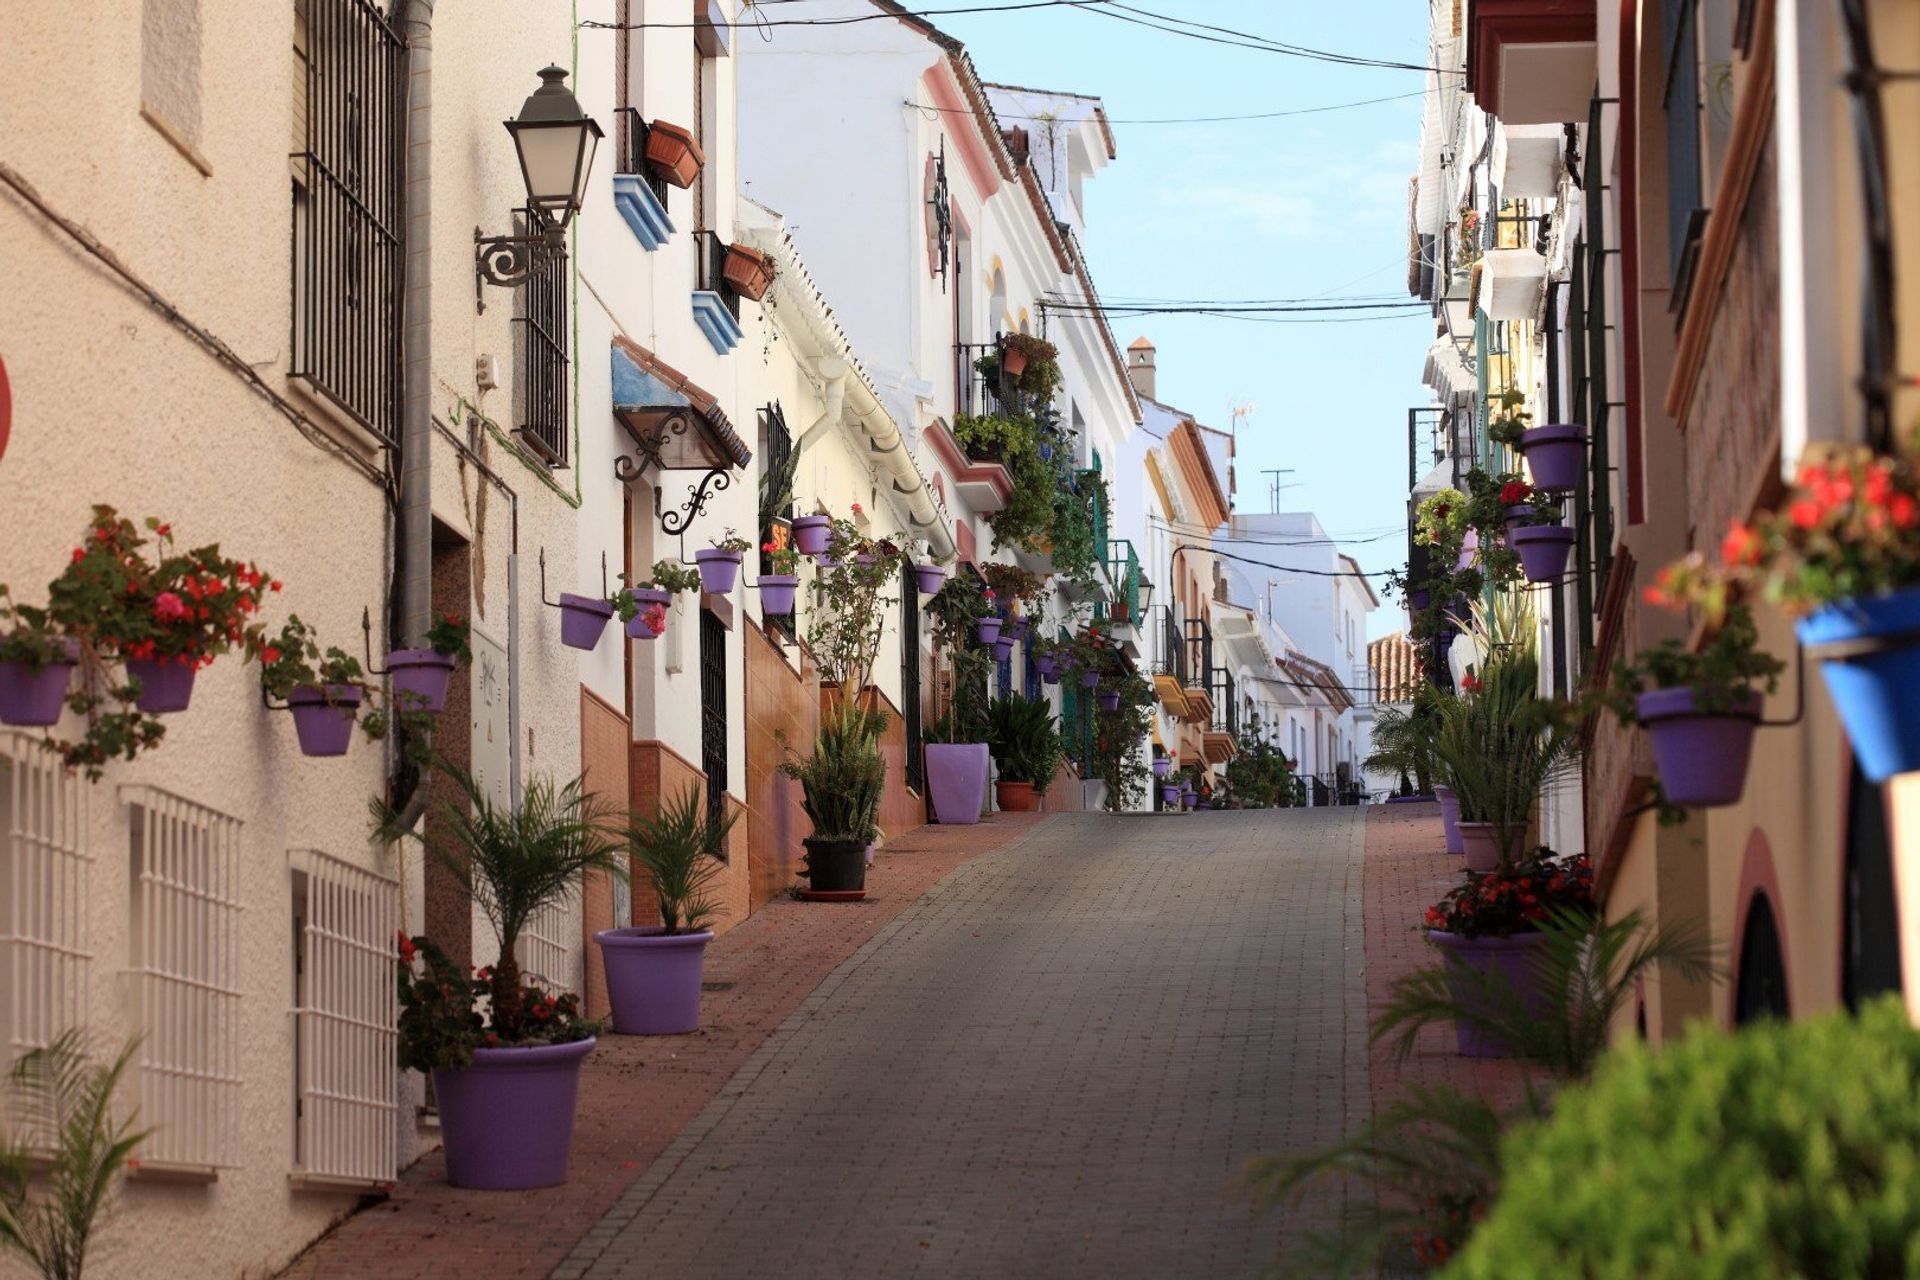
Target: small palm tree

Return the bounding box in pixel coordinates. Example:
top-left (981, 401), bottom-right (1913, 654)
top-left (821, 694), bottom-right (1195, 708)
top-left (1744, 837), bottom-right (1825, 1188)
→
top-left (1429, 649), bottom-right (1578, 862)
top-left (423, 766), bottom-right (626, 1041)
top-left (0, 1032), bottom-right (148, 1280)
top-left (629, 785), bottom-right (740, 935)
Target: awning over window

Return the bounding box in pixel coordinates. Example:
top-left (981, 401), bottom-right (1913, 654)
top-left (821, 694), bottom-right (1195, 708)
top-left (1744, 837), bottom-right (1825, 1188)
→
top-left (610, 337), bottom-right (751, 471)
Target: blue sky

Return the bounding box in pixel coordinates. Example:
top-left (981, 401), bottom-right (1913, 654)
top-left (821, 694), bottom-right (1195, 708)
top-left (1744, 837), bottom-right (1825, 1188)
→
top-left (933, 0), bottom-right (1434, 633)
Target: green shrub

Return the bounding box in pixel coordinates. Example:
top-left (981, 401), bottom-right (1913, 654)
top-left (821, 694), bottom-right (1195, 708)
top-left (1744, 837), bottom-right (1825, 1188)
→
top-left (1445, 997), bottom-right (1920, 1279)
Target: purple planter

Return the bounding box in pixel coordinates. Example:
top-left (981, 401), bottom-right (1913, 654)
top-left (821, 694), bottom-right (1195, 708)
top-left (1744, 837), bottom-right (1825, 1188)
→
top-left (1035, 653), bottom-right (1059, 681)
top-left (1097, 691), bottom-right (1121, 711)
top-left (594, 928), bottom-right (713, 1035)
top-left (1457, 821), bottom-right (1523, 874)
top-left (976, 616), bottom-right (1002, 646)
top-left (925, 741), bottom-right (989, 825)
top-left (432, 1037), bottom-right (595, 1189)
top-left (991, 636), bottom-right (1015, 662)
top-left (1080, 671), bottom-right (1100, 690)
top-left (558, 594), bottom-right (615, 651)
top-left (0, 640), bottom-right (79, 727)
top-left (1510, 525), bottom-right (1576, 583)
top-left (387, 648), bottom-right (457, 713)
top-left (1152, 757), bottom-right (1172, 778)
top-left (1004, 618), bottom-right (1031, 643)
top-left (1160, 783), bottom-right (1181, 806)
top-left (1636, 686), bottom-right (1762, 807)
top-left (1408, 588), bottom-right (1434, 613)
top-left (792, 516), bottom-right (832, 556)
top-left (1195, 797), bottom-right (1211, 811)
top-left (1515, 424), bottom-right (1587, 493)
top-left (127, 656), bottom-right (198, 714)
top-left (694, 549), bottom-right (743, 595)
top-left (287, 684), bottom-right (364, 757)
top-left (625, 588), bottom-right (671, 639)
top-left (1427, 930), bottom-right (1552, 1058)
top-left (1435, 784), bottom-right (1465, 855)
top-left (756, 575), bottom-right (799, 615)
top-left (1503, 504), bottom-right (1535, 532)
top-left (912, 563), bottom-right (949, 594)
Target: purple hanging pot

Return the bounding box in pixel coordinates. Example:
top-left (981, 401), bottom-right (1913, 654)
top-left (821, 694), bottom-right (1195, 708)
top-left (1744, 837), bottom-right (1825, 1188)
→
top-left (594, 928), bottom-right (713, 1035)
top-left (1004, 618), bottom-right (1031, 643)
top-left (1636, 686), bottom-right (1762, 807)
top-left (1515, 424), bottom-right (1587, 493)
top-left (792, 516), bottom-right (832, 556)
top-left (1097, 691), bottom-right (1121, 711)
top-left (0, 639), bottom-right (79, 727)
top-left (625, 588), bottom-right (672, 639)
top-left (976, 616), bottom-right (1002, 646)
top-left (433, 1037), bottom-right (595, 1189)
top-left (1081, 670), bottom-right (1100, 689)
top-left (1510, 525), bottom-right (1576, 583)
top-left (991, 636), bottom-right (1015, 662)
top-left (1034, 653), bottom-right (1058, 680)
top-left (557, 593), bottom-right (614, 651)
top-left (1426, 931), bottom-right (1553, 1058)
top-left (386, 648), bottom-right (457, 713)
top-left (925, 741), bottom-right (989, 825)
top-left (1160, 783), bottom-right (1181, 806)
top-left (1503, 504), bottom-right (1535, 533)
top-left (1407, 588), bottom-right (1433, 613)
top-left (912, 563), bottom-right (949, 594)
top-left (287, 684), bottom-right (364, 757)
top-left (1152, 757), bottom-right (1172, 778)
top-left (756, 575), bottom-right (799, 615)
top-left (1195, 796), bottom-right (1211, 811)
top-left (127, 655), bottom-right (198, 714)
top-left (694, 549), bottom-right (742, 594)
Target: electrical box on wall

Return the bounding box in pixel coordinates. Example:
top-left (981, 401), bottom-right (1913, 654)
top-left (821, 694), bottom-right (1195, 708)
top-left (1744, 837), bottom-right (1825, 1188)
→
top-left (476, 354), bottom-right (501, 392)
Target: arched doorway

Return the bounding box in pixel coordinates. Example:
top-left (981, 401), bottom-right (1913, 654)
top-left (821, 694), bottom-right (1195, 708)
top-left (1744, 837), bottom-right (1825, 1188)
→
top-left (1734, 892), bottom-right (1790, 1024)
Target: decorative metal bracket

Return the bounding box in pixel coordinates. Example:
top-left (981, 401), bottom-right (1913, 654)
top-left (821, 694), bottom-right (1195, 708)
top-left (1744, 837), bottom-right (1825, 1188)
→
top-left (539, 547), bottom-right (609, 608)
top-left (656, 467), bottom-right (732, 538)
top-left (612, 409), bottom-right (698, 483)
top-left (474, 223), bottom-right (565, 314)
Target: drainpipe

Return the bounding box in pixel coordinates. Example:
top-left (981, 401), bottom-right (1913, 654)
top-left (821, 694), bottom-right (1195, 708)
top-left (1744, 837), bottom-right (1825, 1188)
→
top-left (399, 0), bottom-right (434, 646)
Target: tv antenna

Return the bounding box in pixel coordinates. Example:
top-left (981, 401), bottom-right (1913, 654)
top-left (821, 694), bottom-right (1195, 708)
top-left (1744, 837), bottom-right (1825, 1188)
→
top-left (1261, 468), bottom-right (1299, 514)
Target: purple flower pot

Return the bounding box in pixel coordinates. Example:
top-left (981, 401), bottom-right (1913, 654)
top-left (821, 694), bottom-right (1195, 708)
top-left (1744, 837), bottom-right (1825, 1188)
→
top-left (287, 684), bottom-right (364, 757)
top-left (1435, 784), bottom-right (1465, 855)
top-left (1004, 618), bottom-right (1031, 643)
top-left (1035, 653), bottom-right (1058, 681)
top-left (756, 575), bottom-right (799, 615)
top-left (1195, 797), bottom-right (1211, 811)
top-left (1427, 930), bottom-right (1552, 1058)
top-left (925, 741), bottom-right (989, 825)
top-left (1457, 821), bottom-right (1523, 873)
top-left (694, 549), bottom-right (742, 595)
top-left (1081, 671), bottom-right (1100, 689)
top-left (387, 648), bottom-right (457, 713)
top-left (853, 552), bottom-right (876, 567)
top-left (432, 1036), bottom-right (595, 1189)
top-left (1097, 691), bottom-right (1121, 711)
top-left (1503, 504), bottom-right (1535, 533)
top-left (1636, 686), bottom-right (1762, 807)
top-left (1407, 588), bottom-right (1434, 613)
top-left (1510, 525), bottom-right (1576, 583)
top-left (1160, 783), bottom-right (1181, 806)
top-left (558, 593), bottom-right (614, 651)
top-left (792, 516), bottom-right (832, 556)
top-left (912, 563), bottom-right (949, 594)
top-left (0, 640), bottom-right (78, 727)
top-left (594, 928), bottom-right (712, 1035)
top-left (1799, 587), bottom-right (1920, 782)
top-left (1152, 757), bottom-right (1172, 778)
top-left (976, 616), bottom-right (1002, 646)
top-left (1515, 424), bottom-right (1587, 493)
top-left (127, 656), bottom-right (198, 714)
top-left (625, 588), bottom-right (671, 639)
top-left (991, 636), bottom-right (1015, 662)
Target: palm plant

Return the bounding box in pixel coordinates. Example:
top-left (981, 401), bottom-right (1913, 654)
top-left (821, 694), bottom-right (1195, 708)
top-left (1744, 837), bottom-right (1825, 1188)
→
top-left (0, 1032), bottom-right (148, 1280)
top-left (1364, 683), bottom-right (1448, 794)
top-left (987, 694), bottom-right (1061, 791)
top-left (781, 700), bottom-right (887, 842)
top-left (629, 785), bottom-right (740, 934)
top-left (421, 766), bottom-right (625, 1041)
top-left (1429, 649), bottom-right (1577, 862)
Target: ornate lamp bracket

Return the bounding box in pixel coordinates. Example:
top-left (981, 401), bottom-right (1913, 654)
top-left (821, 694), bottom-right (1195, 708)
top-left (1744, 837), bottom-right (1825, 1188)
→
top-left (474, 223), bottom-right (565, 313)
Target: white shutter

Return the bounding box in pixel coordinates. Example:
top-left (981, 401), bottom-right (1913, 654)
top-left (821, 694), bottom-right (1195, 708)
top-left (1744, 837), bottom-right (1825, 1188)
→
top-left (0, 733), bottom-right (90, 1070)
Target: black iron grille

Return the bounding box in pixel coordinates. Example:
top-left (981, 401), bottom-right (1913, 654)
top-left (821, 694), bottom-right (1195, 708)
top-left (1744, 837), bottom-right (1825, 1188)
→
top-left (514, 209), bottom-right (569, 466)
top-left (901, 561), bottom-right (924, 792)
top-left (699, 606), bottom-right (728, 854)
top-left (291, 0), bottom-right (405, 443)
top-left (695, 231), bottom-right (740, 322)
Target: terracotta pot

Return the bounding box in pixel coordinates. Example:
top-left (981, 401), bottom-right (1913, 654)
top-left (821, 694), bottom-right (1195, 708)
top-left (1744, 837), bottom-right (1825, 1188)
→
top-left (995, 780), bottom-right (1036, 812)
top-left (1000, 344), bottom-right (1029, 380)
top-left (643, 120), bottom-right (705, 189)
top-left (721, 243), bottom-right (776, 301)
top-left (1456, 821), bottom-right (1524, 873)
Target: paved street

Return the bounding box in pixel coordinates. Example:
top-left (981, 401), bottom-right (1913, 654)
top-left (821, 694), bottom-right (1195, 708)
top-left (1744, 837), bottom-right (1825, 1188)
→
top-left (553, 808), bottom-right (1371, 1280)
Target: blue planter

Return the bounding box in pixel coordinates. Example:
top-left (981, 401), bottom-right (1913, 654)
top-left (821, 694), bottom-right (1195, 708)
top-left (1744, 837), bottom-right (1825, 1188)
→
top-left (1800, 586), bottom-right (1920, 782)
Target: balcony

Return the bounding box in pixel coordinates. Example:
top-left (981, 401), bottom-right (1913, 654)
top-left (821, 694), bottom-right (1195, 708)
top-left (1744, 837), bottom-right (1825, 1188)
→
top-left (611, 109), bottom-right (674, 251)
top-left (1183, 617), bottom-right (1214, 724)
top-left (1152, 605), bottom-right (1191, 718)
top-left (692, 230), bottom-right (743, 355)
top-left (1466, 0), bottom-right (1597, 125)
top-left (1100, 539), bottom-right (1143, 632)
top-left (1203, 667), bottom-right (1238, 764)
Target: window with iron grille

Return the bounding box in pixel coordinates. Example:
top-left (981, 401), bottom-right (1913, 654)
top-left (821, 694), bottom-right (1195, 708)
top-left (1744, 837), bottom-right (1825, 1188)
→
top-left (902, 561), bottom-right (924, 792)
top-left (1661, 0), bottom-right (1708, 304)
top-left (124, 786), bottom-right (244, 1171)
top-left (0, 734), bottom-right (89, 1074)
top-left (514, 210), bottom-right (571, 466)
top-left (700, 607), bottom-right (729, 854)
top-left (759, 404), bottom-right (796, 637)
top-left (291, 849), bottom-right (399, 1189)
top-left (290, 0), bottom-right (405, 443)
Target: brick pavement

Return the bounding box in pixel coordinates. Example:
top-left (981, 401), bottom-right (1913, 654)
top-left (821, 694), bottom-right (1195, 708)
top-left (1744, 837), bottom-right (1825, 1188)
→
top-left (554, 808), bottom-right (1373, 1280)
top-left (279, 814), bottom-right (1048, 1280)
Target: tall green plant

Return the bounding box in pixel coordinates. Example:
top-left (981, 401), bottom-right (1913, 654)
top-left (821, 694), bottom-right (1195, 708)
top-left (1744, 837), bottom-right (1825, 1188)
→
top-left (988, 694), bottom-right (1062, 789)
top-left (629, 785), bottom-right (739, 934)
top-left (1429, 650), bottom-right (1576, 862)
top-left (926, 576), bottom-right (994, 744)
top-left (781, 701), bottom-right (887, 842)
top-left (0, 1033), bottom-right (148, 1280)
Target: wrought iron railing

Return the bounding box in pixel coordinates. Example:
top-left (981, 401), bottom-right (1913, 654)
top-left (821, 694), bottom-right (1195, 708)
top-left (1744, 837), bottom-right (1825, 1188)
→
top-left (1103, 540), bottom-right (1141, 626)
top-left (1183, 618), bottom-right (1213, 692)
top-left (699, 608), bottom-right (728, 852)
top-left (1209, 668), bottom-right (1237, 735)
top-left (954, 341), bottom-right (1011, 420)
top-left (514, 207), bottom-right (570, 465)
top-left (694, 230), bottom-right (740, 322)
top-left (1156, 606), bottom-right (1187, 687)
top-left (613, 107), bottom-right (671, 207)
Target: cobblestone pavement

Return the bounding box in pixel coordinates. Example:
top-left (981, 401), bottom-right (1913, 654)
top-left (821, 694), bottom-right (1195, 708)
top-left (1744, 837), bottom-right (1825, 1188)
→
top-left (555, 808), bottom-right (1371, 1280)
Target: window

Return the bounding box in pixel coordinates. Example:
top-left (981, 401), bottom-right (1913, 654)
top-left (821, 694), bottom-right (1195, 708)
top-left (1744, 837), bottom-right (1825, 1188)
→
top-left (758, 404), bottom-right (795, 636)
top-left (1661, 0), bottom-right (1709, 304)
top-left (902, 561), bottom-right (924, 792)
top-left (519, 899), bottom-right (574, 996)
top-left (699, 607), bottom-right (730, 853)
top-left (291, 0), bottom-right (405, 443)
top-left (0, 734), bottom-right (89, 1071)
top-left (125, 785), bottom-right (243, 1171)
top-left (514, 209), bottom-right (571, 465)
top-left (291, 849), bottom-right (399, 1189)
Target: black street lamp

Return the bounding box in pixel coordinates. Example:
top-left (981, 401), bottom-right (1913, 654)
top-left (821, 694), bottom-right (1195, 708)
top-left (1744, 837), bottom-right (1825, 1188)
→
top-left (475, 66), bottom-right (603, 307)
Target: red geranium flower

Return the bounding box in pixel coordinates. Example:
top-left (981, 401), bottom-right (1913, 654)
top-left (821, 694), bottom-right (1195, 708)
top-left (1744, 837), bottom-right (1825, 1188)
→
top-left (152, 591), bottom-right (188, 623)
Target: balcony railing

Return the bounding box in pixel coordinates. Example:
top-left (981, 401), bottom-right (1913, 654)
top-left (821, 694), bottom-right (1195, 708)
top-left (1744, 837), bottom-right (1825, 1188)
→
top-left (613, 108), bottom-right (671, 207)
top-left (1156, 606), bottom-right (1188, 687)
top-left (1209, 668), bottom-right (1237, 735)
top-left (1183, 618), bottom-right (1213, 692)
top-left (1103, 539), bottom-right (1141, 626)
top-left (694, 230), bottom-right (740, 321)
top-left (955, 341), bottom-right (1013, 420)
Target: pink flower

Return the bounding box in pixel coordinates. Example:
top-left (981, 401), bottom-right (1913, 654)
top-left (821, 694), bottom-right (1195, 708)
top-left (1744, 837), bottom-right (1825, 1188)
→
top-left (152, 591), bottom-right (188, 623)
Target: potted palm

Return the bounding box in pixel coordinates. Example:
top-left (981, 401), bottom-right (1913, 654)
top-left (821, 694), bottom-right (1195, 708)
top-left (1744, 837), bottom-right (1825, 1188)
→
top-left (395, 766), bottom-right (624, 1190)
top-left (925, 575), bottom-right (995, 824)
top-left (989, 693), bottom-right (1061, 812)
top-left (595, 784), bottom-right (739, 1035)
top-left (1430, 644), bottom-right (1575, 873)
top-left (782, 701), bottom-right (886, 899)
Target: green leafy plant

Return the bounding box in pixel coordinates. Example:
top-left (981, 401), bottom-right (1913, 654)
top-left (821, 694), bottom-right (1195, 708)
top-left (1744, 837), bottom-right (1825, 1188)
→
top-left (780, 701), bottom-right (887, 842)
top-left (761, 539), bottom-right (799, 575)
top-left (1447, 997), bottom-right (1920, 1278)
top-left (978, 563), bottom-right (1047, 615)
top-left (1485, 387), bottom-right (1531, 447)
top-left (1429, 647), bottom-right (1576, 865)
top-left (806, 518), bottom-right (902, 695)
top-left (629, 784), bottom-right (739, 933)
top-left (926, 574), bottom-right (995, 744)
top-left (1599, 602), bottom-right (1784, 721)
top-left (1049, 469), bottom-right (1107, 589)
top-left (988, 694), bottom-right (1062, 790)
top-left (424, 612), bottom-right (471, 664)
top-left (757, 443), bottom-right (799, 536)
top-left (1420, 849), bottom-right (1594, 938)
top-left (1365, 684), bottom-right (1450, 795)
top-left (395, 934), bottom-right (596, 1073)
top-left (1090, 667), bottom-right (1154, 811)
top-left (258, 614), bottom-right (364, 699)
top-left (0, 1031), bottom-right (149, 1280)
top-left (0, 590), bottom-right (68, 671)
top-left (1222, 715), bottom-right (1295, 808)
top-left (711, 529), bottom-right (753, 554)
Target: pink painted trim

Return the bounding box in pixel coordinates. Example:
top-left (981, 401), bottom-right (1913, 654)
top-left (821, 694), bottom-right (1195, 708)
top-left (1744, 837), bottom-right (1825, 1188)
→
top-left (922, 63), bottom-right (1001, 199)
top-left (1731, 826), bottom-right (1792, 1027)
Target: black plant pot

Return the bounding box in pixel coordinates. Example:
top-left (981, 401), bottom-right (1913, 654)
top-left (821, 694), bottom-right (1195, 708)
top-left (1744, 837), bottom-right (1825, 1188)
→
top-left (801, 836), bottom-right (869, 895)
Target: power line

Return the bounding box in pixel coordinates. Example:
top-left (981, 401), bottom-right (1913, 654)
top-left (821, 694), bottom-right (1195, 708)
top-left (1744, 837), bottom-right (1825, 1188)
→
top-left (908, 90), bottom-right (1423, 126)
top-left (582, 0), bottom-right (1116, 31)
top-left (1080, 2), bottom-right (1444, 73)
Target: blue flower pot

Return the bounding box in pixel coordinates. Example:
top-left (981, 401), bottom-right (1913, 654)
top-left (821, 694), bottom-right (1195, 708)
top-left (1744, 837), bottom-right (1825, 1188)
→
top-left (1800, 586), bottom-right (1920, 782)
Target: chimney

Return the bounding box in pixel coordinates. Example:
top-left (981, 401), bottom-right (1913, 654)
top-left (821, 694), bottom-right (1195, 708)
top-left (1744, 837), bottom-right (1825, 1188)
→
top-left (1126, 336), bottom-right (1156, 401)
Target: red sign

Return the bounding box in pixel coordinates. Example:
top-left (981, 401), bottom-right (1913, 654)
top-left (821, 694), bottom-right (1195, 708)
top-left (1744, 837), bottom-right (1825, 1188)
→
top-left (0, 354), bottom-right (10, 464)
